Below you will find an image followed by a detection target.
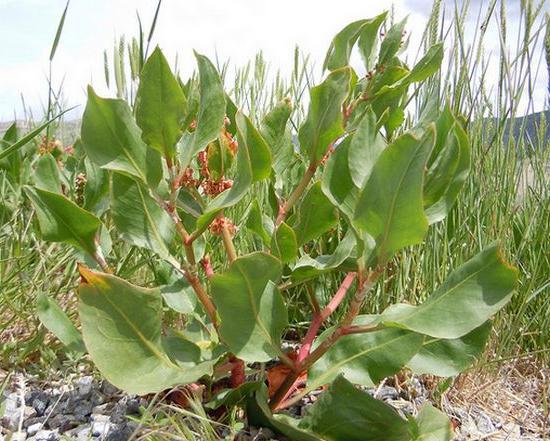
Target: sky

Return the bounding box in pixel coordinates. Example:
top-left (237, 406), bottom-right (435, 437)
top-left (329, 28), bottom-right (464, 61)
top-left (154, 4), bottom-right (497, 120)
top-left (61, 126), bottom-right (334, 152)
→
top-left (0, 0), bottom-right (548, 121)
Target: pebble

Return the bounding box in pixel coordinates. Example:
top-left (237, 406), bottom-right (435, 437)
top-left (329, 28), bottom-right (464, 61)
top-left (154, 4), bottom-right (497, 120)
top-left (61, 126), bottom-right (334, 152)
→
top-left (75, 376), bottom-right (94, 397)
top-left (27, 422), bottom-right (43, 437)
top-left (91, 420), bottom-right (113, 437)
top-left (33, 430), bottom-right (59, 441)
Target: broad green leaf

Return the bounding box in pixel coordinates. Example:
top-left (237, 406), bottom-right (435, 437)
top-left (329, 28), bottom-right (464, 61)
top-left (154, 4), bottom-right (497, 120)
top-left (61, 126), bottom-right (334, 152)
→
top-left (291, 230), bottom-right (356, 281)
top-left (271, 222), bottom-right (298, 264)
top-left (83, 157), bottom-right (109, 214)
top-left (235, 112), bottom-right (272, 181)
top-left (81, 86), bottom-right (162, 188)
top-left (34, 153), bottom-right (61, 193)
top-left (78, 267), bottom-right (214, 394)
top-left (353, 129), bottom-right (435, 260)
top-left (300, 376), bottom-right (411, 441)
top-left (348, 108), bottom-right (386, 188)
top-left (406, 43), bottom-right (444, 84)
top-left (323, 19), bottom-right (370, 71)
top-left (261, 98), bottom-right (294, 178)
top-left (299, 67), bottom-right (352, 162)
top-left (247, 386), bottom-right (321, 441)
top-left (211, 252), bottom-right (285, 362)
top-left (24, 186), bottom-right (101, 256)
top-left (245, 199), bottom-right (272, 245)
top-left (135, 46), bottom-right (187, 158)
top-left (407, 322), bottom-right (492, 377)
top-left (378, 18), bottom-right (407, 66)
top-left (195, 111), bottom-right (271, 230)
top-left (410, 404), bottom-right (453, 441)
top-left (321, 137), bottom-right (359, 221)
top-left (425, 112), bottom-right (470, 224)
top-left (179, 52), bottom-right (226, 167)
top-left (308, 322), bottom-right (423, 391)
top-left (36, 293), bottom-right (86, 354)
top-left (382, 245), bottom-right (518, 339)
top-left (160, 276), bottom-right (198, 314)
top-left (358, 12), bottom-right (388, 71)
top-left (294, 182), bottom-right (338, 245)
top-left (206, 381), bottom-right (263, 410)
top-left (110, 173), bottom-right (175, 262)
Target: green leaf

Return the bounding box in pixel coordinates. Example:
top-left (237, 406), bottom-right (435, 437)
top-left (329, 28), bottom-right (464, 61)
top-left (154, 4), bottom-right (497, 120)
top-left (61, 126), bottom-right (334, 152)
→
top-left (179, 52), bottom-right (226, 167)
top-left (135, 46), bottom-right (187, 159)
top-left (24, 186), bottom-right (101, 256)
top-left (0, 122), bottom-right (21, 179)
top-left (211, 252), bottom-right (285, 362)
top-left (78, 267), bottom-right (214, 394)
top-left (36, 292), bottom-right (86, 354)
top-left (378, 18), bottom-right (407, 66)
top-left (382, 245), bottom-right (518, 339)
top-left (81, 86), bottom-right (163, 188)
top-left (245, 199), bottom-right (272, 245)
top-left (235, 112), bottom-right (272, 181)
top-left (409, 404), bottom-right (453, 441)
top-left (294, 182), bottom-right (338, 246)
top-left (300, 376), bottom-right (411, 441)
top-left (321, 137), bottom-right (360, 221)
top-left (195, 111), bottom-right (271, 230)
top-left (348, 108), bottom-right (386, 188)
top-left (407, 322), bottom-right (492, 377)
top-left (291, 231), bottom-right (356, 282)
top-left (406, 43), bottom-right (444, 84)
top-left (271, 222), bottom-right (298, 264)
top-left (308, 322), bottom-right (423, 391)
top-left (206, 381), bottom-right (263, 410)
top-left (34, 153), bottom-right (62, 193)
top-left (110, 173), bottom-right (175, 262)
top-left (425, 111), bottom-right (470, 224)
top-left (299, 67), bottom-right (352, 162)
top-left (83, 157), bottom-right (109, 214)
top-left (323, 19), bottom-right (370, 71)
top-left (261, 98), bottom-right (294, 178)
top-left (353, 129), bottom-right (435, 260)
top-left (247, 386), bottom-right (321, 441)
top-left (358, 12), bottom-right (388, 71)
top-left (160, 276), bottom-right (198, 314)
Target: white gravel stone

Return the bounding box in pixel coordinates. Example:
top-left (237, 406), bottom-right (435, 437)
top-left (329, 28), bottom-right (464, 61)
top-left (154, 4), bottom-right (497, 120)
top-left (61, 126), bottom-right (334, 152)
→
top-left (27, 422), bottom-right (44, 436)
top-left (91, 420), bottom-right (113, 437)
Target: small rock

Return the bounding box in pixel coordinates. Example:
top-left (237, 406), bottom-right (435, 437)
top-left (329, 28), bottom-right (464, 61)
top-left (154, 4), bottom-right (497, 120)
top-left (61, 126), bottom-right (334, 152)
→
top-left (76, 376), bottom-right (94, 397)
top-left (23, 416), bottom-right (46, 429)
top-left (9, 434), bottom-right (27, 441)
top-left (72, 400), bottom-right (93, 420)
top-left (76, 427), bottom-right (92, 441)
top-left (27, 422), bottom-right (44, 436)
top-left (47, 414), bottom-right (79, 431)
top-left (92, 402), bottom-right (114, 415)
top-left (106, 423), bottom-right (135, 441)
top-left (92, 421), bottom-right (113, 437)
top-left (34, 430), bottom-right (59, 441)
top-left (1, 392), bottom-right (21, 430)
top-left (100, 381), bottom-right (118, 397)
top-left (92, 413), bottom-right (111, 422)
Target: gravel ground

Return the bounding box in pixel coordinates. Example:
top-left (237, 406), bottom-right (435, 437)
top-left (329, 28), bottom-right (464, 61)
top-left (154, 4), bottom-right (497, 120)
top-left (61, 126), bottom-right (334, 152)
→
top-left (0, 373), bottom-right (545, 441)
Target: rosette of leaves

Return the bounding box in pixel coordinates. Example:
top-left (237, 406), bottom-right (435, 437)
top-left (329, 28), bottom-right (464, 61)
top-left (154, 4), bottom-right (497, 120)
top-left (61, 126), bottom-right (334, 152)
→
top-left (26, 15), bottom-right (517, 441)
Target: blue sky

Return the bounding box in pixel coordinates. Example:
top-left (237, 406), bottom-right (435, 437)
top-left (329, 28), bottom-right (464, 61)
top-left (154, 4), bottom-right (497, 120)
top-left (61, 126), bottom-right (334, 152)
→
top-left (0, 0), bottom-right (547, 121)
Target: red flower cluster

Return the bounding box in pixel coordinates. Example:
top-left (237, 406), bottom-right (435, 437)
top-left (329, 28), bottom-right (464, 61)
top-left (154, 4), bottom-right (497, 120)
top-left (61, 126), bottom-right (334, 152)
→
top-left (209, 217), bottom-right (237, 236)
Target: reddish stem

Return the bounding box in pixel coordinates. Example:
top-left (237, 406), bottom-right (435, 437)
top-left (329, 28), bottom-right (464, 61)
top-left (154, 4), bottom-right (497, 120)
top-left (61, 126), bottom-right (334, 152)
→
top-left (297, 272), bottom-right (356, 363)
